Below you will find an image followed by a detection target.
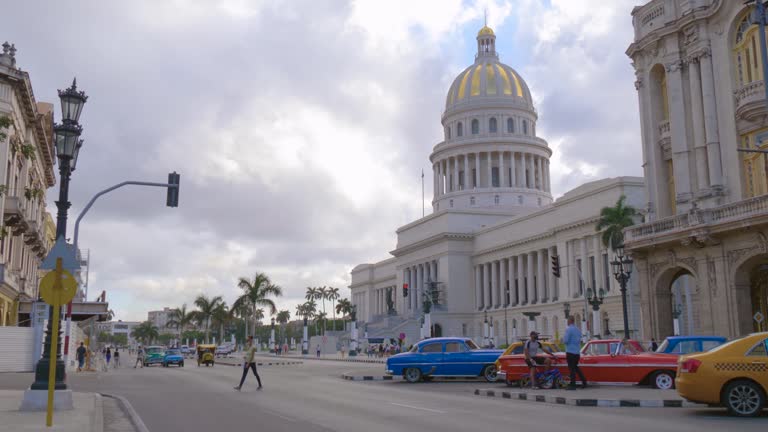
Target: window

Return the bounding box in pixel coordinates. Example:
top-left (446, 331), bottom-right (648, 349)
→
top-left (445, 342), bottom-right (466, 353)
top-left (472, 168), bottom-right (477, 188)
top-left (470, 196), bottom-right (476, 206)
top-left (471, 119), bottom-right (479, 134)
top-left (457, 122), bottom-right (463, 137)
top-left (523, 120), bottom-right (528, 135)
top-left (748, 339), bottom-right (768, 356)
top-left (489, 117), bottom-right (497, 133)
top-left (446, 126), bottom-right (451, 139)
top-left (577, 259), bottom-right (583, 294)
top-left (673, 341), bottom-right (699, 354)
top-left (494, 195), bottom-right (500, 205)
top-left (590, 256), bottom-right (596, 291)
top-left (491, 167), bottom-right (499, 187)
top-left (507, 118), bottom-right (514, 133)
top-left (421, 343), bottom-right (443, 353)
top-left (458, 171), bottom-right (464, 189)
top-left (587, 343), bottom-right (610, 356)
top-left (603, 254), bottom-right (610, 291)
top-left (702, 340), bottom-right (723, 351)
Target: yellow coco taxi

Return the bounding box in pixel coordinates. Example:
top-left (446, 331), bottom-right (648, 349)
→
top-left (676, 332), bottom-right (768, 417)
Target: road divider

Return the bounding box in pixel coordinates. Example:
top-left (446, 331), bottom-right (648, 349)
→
top-left (216, 360), bottom-right (304, 367)
top-left (473, 388), bottom-right (709, 408)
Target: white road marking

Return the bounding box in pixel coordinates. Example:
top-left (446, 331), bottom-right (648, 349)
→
top-left (390, 402), bottom-right (446, 414)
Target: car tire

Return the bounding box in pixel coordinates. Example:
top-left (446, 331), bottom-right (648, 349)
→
top-left (723, 380), bottom-right (765, 417)
top-left (650, 371), bottom-right (675, 390)
top-left (404, 368), bottom-right (422, 383)
top-left (482, 365), bottom-right (498, 383)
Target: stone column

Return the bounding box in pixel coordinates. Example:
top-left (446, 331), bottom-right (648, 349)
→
top-left (537, 156), bottom-right (543, 190)
top-left (499, 257), bottom-right (507, 306)
top-left (527, 252), bottom-right (535, 304)
top-left (528, 154), bottom-right (535, 189)
top-left (510, 152), bottom-right (516, 187)
top-left (699, 50), bottom-right (722, 188)
top-left (487, 151), bottom-right (493, 188)
top-left (453, 156), bottom-right (459, 191)
top-left (483, 263), bottom-right (490, 310)
top-left (491, 261), bottom-right (498, 308)
top-left (475, 265), bottom-right (482, 310)
top-left (665, 60), bottom-right (693, 209)
top-left (410, 267), bottom-right (417, 313)
top-left (580, 237), bottom-right (588, 295)
top-left (545, 160), bottom-right (551, 192)
top-left (499, 151), bottom-right (505, 187)
top-left (548, 245), bottom-right (557, 300)
top-left (433, 163), bottom-right (438, 199)
top-left (463, 154), bottom-right (469, 191)
top-left (475, 152), bottom-right (481, 189)
top-left (688, 57), bottom-right (709, 192)
top-left (537, 249), bottom-right (545, 303)
top-left (517, 255), bottom-right (525, 305)
top-left (593, 235), bottom-right (604, 291)
top-left (568, 240), bottom-right (578, 298)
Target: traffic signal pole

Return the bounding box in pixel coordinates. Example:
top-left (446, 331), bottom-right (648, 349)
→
top-left (72, 175), bottom-right (180, 252)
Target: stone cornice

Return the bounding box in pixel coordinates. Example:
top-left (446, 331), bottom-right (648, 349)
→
top-left (390, 232), bottom-right (474, 257)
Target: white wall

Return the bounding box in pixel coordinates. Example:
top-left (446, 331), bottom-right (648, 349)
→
top-left (0, 327), bottom-right (34, 372)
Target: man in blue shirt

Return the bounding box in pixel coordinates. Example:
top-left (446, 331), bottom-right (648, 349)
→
top-left (563, 316), bottom-right (587, 390)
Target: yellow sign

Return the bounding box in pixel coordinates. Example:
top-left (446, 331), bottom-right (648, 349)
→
top-left (39, 266), bottom-right (77, 307)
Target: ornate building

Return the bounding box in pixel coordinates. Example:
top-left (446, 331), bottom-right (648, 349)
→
top-left (0, 43), bottom-right (57, 326)
top-left (626, 0), bottom-right (768, 339)
top-left (350, 27), bottom-right (645, 344)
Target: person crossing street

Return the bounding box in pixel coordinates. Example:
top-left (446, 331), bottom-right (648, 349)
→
top-left (563, 316), bottom-right (588, 390)
top-left (234, 336), bottom-right (262, 391)
top-left (134, 345), bottom-right (145, 368)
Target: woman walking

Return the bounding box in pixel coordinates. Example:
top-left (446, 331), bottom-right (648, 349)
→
top-left (234, 336), bottom-right (262, 391)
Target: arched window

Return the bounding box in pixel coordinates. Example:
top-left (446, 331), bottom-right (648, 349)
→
top-left (494, 195), bottom-right (500, 205)
top-left (457, 122), bottom-right (463, 137)
top-left (507, 118), bottom-right (514, 133)
top-left (445, 126), bottom-right (451, 139)
top-left (522, 120), bottom-right (528, 135)
top-left (471, 119), bottom-right (479, 134)
top-left (489, 117), bottom-right (497, 133)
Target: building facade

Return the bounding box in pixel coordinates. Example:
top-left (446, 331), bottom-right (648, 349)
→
top-left (0, 43), bottom-right (56, 326)
top-left (626, 0), bottom-right (768, 339)
top-left (96, 320), bottom-right (141, 346)
top-left (350, 27), bottom-right (646, 345)
top-left (148, 307), bottom-right (175, 334)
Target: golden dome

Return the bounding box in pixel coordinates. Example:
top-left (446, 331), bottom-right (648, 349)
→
top-left (477, 25), bottom-right (494, 37)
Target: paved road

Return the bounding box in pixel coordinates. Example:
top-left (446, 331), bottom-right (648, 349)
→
top-left (2, 358), bottom-right (767, 432)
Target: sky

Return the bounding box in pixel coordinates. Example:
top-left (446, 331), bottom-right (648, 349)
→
top-left (4, 0), bottom-right (642, 322)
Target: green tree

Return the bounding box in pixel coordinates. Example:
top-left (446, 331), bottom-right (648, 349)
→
top-left (276, 310), bottom-right (290, 343)
top-left (596, 195), bottom-right (638, 249)
top-left (191, 295), bottom-right (224, 344)
top-left (335, 298), bottom-right (353, 331)
top-left (131, 321), bottom-right (159, 345)
top-left (166, 304), bottom-right (195, 342)
top-left (232, 272), bottom-right (282, 337)
top-left (211, 303), bottom-right (231, 342)
top-left (327, 287), bottom-right (340, 331)
top-left (315, 311), bottom-right (327, 335)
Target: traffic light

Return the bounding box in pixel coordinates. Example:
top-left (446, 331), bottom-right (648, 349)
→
top-left (166, 172), bottom-right (180, 207)
top-left (402, 283), bottom-right (409, 297)
top-left (551, 255), bottom-right (561, 278)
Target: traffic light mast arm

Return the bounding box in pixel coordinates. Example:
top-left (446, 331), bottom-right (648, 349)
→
top-left (73, 179), bottom-right (179, 252)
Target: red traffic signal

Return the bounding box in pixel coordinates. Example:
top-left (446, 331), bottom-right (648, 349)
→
top-left (551, 255), bottom-right (561, 278)
top-left (402, 283), bottom-right (409, 297)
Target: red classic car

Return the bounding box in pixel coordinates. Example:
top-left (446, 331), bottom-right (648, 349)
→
top-left (497, 339), bottom-right (679, 389)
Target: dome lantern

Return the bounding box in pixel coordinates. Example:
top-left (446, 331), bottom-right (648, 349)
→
top-left (476, 25), bottom-right (497, 59)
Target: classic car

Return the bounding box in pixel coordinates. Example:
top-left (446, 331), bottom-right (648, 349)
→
top-left (656, 336), bottom-right (726, 355)
top-left (495, 340), bottom-right (559, 375)
top-left (163, 348), bottom-right (185, 367)
top-left (497, 339), bottom-right (679, 389)
top-left (386, 337), bottom-right (503, 383)
top-left (143, 346), bottom-right (166, 367)
top-left (676, 332), bottom-right (768, 417)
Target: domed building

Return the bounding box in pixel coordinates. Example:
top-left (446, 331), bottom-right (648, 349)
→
top-left (349, 26), bottom-right (644, 346)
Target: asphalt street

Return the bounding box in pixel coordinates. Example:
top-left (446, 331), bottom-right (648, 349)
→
top-left (1, 356), bottom-right (767, 432)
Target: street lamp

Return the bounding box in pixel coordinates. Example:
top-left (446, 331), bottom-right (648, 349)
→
top-left (483, 310), bottom-right (489, 347)
top-left (30, 79), bottom-right (87, 392)
top-left (610, 244), bottom-right (634, 339)
top-left (586, 288), bottom-right (606, 338)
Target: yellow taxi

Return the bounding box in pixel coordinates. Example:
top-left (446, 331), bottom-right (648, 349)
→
top-left (676, 332), bottom-right (768, 417)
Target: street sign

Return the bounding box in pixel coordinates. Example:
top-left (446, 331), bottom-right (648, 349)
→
top-left (40, 238), bottom-right (80, 272)
top-left (39, 268), bottom-right (78, 307)
top-left (754, 312), bottom-right (765, 324)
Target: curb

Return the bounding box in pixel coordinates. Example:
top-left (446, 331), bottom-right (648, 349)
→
top-left (217, 361), bottom-right (304, 367)
top-left (473, 388), bottom-right (707, 408)
top-left (101, 393), bottom-right (150, 432)
top-left (91, 393), bottom-right (104, 432)
top-left (342, 374), bottom-right (401, 381)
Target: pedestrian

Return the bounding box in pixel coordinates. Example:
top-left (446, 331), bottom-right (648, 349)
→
top-left (105, 347), bottom-right (112, 368)
top-left (76, 342), bottom-right (86, 372)
top-left (650, 338), bottom-right (659, 352)
top-left (316, 344), bottom-right (321, 358)
top-left (563, 316), bottom-right (588, 390)
top-left (134, 345), bottom-right (144, 368)
top-left (113, 348), bottom-right (120, 368)
top-left (283, 342), bottom-right (289, 355)
top-left (524, 331), bottom-right (556, 389)
top-left (234, 336), bottom-right (262, 391)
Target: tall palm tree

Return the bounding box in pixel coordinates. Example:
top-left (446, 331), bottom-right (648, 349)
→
top-left (211, 303), bottom-right (231, 343)
top-left (596, 195), bottom-right (638, 249)
top-left (191, 294), bottom-right (224, 344)
top-left (276, 310), bottom-right (290, 343)
top-left (335, 298), bottom-right (353, 331)
top-left (233, 272), bottom-right (283, 337)
top-left (131, 321), bottom-right (159, 345)
top-left (327, 287), bottom-right (340, 331)
top-left (231, 301), bottom-right (253, 339)
top-left (315, 311), bottom-right (327, 335)
top-left (316, 286), bottom-right (329, 333)
top-left (166, 304), bottom-right (195, 342)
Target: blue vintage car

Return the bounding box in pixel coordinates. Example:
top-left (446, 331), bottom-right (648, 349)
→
top-left (386, 337), bottom-right (503, 383)
top-left (655, 336), bottom-right (726, 355)
top-left (162, 348), bottom-right (185, 367)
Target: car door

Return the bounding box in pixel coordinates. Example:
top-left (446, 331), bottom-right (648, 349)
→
top-left (744, 337), bottom-right (768, 387)
top-left (442, 341), bottom-right (471, 376)
top-left (579, 342), bottom-right (614, 383)
top-left (419, 341), bottom-right (444, 375)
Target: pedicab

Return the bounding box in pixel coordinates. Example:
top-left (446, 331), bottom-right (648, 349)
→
top-left (197, 344), bottom-right (216, 367)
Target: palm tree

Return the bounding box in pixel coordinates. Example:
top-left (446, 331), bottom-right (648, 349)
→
top-left (191, 294), bottom-right (224, 344)
top-left (211, 303), bottom-right (231, 343)
top-left (335, 298), bottom-right (353, 331)
top-left (315, 311), bottom-right (327, 335)
top-left (231, 301), bottom-right (253, 339)
top-left (276, 310), bottom-right (290, 343)
top-left (131, 321), bottom-right (159, 345)
top-left (316, 286), bottom-right (329, 333)
top-left (166, 304), bottom-right (195, 342)
top-left (327, 287), bottom-right (340, 331)
top-left (233, 272), bottom-right (283, 337)
top-left (596, 195), bottom-right (638, 249)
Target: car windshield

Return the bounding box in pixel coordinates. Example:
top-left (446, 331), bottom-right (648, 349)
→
top-left (166, 350), bottom-right (180, 355)
top-left (656, 339), bottom-right (669, 353)
top-left (146, 347), bottom-right (163, 354)
top-left (464, 340), bottom-right (480, 350)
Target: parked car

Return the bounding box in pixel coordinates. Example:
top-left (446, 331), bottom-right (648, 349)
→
top-left (497, 339), bottom-right (679, 389)
top-left (495, 340), bottom-right (559, 379)
top-left (216, 344), bottom-right (234, 357)
top-left (386, 337), bottom-right (503, 383)
top-left (180, 345), bottom-right (191, 356)
top-left (163, 348), bottom-right (185, 367)
top-left (143, 346), bottom-right (165, 367)
top-left (655, 336), bottom-right (726, 355)
top-left (676, 332), bottom-right (768, 417)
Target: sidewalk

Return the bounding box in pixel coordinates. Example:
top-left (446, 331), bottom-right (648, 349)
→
top-left (252, 352), bottom-right (386, 364)
top-left (474, 386), bottom-right (711, 408)
top-left (0, 390), bottom-right (102, 432)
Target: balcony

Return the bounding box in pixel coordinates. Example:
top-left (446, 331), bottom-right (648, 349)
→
top-left (735, 80), bottom-right (766, 121)
top-left (625, 194), bottom-right (768, 248)
top-left (3, 196), bottom-right (25, 229)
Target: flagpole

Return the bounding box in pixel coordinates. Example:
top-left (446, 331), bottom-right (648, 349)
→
top-left (421, 169), bottom-right (425, 217)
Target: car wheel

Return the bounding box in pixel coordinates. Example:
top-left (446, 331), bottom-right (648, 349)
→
top-left (404, 368), bottom-right (422, 383)
top-left (482, 365), bottom-right (498, 383)
top-left (651, 371), bottom-right (675, 390)
top-left (723, 380), bottom-right (765, 417)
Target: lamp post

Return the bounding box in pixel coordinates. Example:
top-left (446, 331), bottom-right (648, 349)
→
top-left (270, 318), bottom-right (275, 354)
top-left (671, 303), bottom-right (683, 336)
top-left (30, 79), bottom-right (87, 392)
top-left (610, 244), bottom-right (634, 339)
top-left (586, 288), bottom-right (605, 338)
